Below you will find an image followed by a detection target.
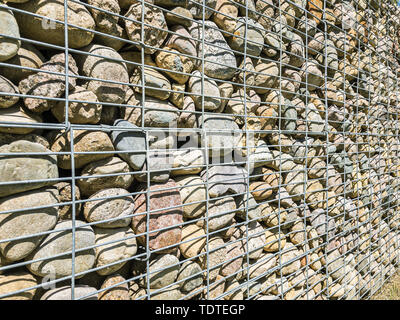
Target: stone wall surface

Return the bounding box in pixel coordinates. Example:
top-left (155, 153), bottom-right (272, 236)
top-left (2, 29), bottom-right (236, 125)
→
top-left (0, 0), bottom-right (400, 300)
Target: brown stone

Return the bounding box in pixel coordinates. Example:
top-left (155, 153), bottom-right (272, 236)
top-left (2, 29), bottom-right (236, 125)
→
top-left (307, 0), bottom-right (323, 23)
top-left (0, 270), bottom-right (37, 300)
top-left (179, 223), bottom-right (206, 259)
top-left (132, 179), bottom-right (183, 253)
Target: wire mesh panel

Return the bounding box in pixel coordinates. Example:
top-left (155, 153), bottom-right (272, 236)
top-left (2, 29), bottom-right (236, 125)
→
top-left (0, 0), bottom-right (399, 300)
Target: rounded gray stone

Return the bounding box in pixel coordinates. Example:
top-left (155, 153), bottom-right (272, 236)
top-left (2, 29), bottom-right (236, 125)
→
top-left (0, 140), bottom-right (58, 198)
top-left (0, 187), bottom-right (59, 262)
top-left (0, 6), bottom-right (20, 62)
top-left (111, 119), bottom-right (146, 170)
top-left (83, 188), bottom-right (134, 228)
top-left (0, 75), bottom-right (19, 108)
top-left (189, 21), bottom-right (237, 80)
top-left (40, 285), bottom-right (98, 300)
top-left (94, 226), bottom-right (138, 276)
top-left (26, 220), bottom-right (96, 279)
top-left (176, 261), bottom-right (203, 292)
top-left (229, 18), bottom-right (265, 56)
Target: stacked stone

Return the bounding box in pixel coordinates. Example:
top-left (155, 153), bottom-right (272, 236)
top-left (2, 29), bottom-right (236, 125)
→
top-left (0, 0), bottom-right (399, 300)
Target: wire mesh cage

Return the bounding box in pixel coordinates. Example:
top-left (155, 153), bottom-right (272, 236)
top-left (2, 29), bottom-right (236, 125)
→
top-left (0, 0), bottom-right (399, 300)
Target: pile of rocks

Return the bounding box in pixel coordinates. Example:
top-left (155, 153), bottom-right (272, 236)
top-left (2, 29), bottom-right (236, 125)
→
top-left (0, 0), bottom-right (400, 300)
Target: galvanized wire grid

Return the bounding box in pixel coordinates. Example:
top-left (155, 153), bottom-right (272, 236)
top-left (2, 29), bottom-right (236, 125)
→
top-left (0, 0), bottom-right (399, 300)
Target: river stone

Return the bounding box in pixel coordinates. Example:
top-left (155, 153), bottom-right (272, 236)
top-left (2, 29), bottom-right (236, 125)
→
top-left (326, 250), bottom-right (346, 280)
top-left (199, 114), bottom-right (241, 158)
top-left (50, 130), bottom-right (115, 170)
top-left (247, 140), bottom-right (274, 172)
top-left (18, 53), bottom-right (79, 113)
top-left (300, 60), bottom-right (324, 91)
top-left (56, 182), bottom-right (81, 221)
top-left (94, 226), bottom-right (137, 276)
top-left (78, 156), bottom-right (134, 197)
top-left (143, 98), bottom-right (180, 128)
top-left (131, 66), bottom-right (171, 100)
top-left (165, 7), bottom-right (193, 28)
top-left (76, 44), bottom-right (129, 104)
top-left (124, 97), bottom-right (179, 128)
top-left (0, 270), bottom-right (37, 300)
top-left (281, 243), bottom-right (302, 276)
top-left (132, 180), bottom-right (183, 253)
top-left (188, 70), bottom-right (221, 111)
top-left (242, 221), bottom-right (266, 260)
top-left (179, 223), bottom-right (206, 259)
top-left (0, 187), bottom-right (58, 261)
top-left (207, 197), bottom-right (236, 232)
top-left (99, 274), bottom-right (130, 300)
top-left (177, 261), bottom-right (203, 292)
top-left (177, 96), bottom-right (197, 131)
top-left (40, 285), bottom-right (98, 300)
top-left (263, 227), bottom-right (287, 253)
top-left (221, 241), bottom-right (244, 277)
top-left (0, 75), bottom-right (19, 108)
top-left (175, 175), bottom-right (206, 219)
top-left (0, 5), bottom-right (20, 62)
top-left (0, 131), bottom-right (48, 150)
top-left (84, 188), bottom-right (134, 228)
top-left (235, 192), bottom-right (262, 221)
top-left (94, 23), bottom-right (127, 52)
top-left (26, 220), bottom-right (96, 279)
top-left (13, 0), bottom-right (95, 49)
top-left (125, 3), bottom-right (168, 54)
top-left (284, 165), bottom-right (306, 200)
top-left (254, 61), bottom-right (279, 94)
top-left (204, 275), bottom-right (225, 299)
top-left (229, 18), bottom-right (265, 57)
top-left (224, 279), bottom-right (244, 300)
top-left (148, 131), bottom-right (175, 150)
top-left (201, 165), bottom-right (247, 198)
top-left (189, 21), bottom-right (237, 80)
top-left (306, 103), bottom-right (325, 134)
top-left (250, 181), bottom-right (273, 201)
top-left (281, 100), bottom-right (297, 132)
top-left (51, 87), bottom-right (101, 124)
top-left (111, 119), bottom-right (146, 171)
top-left (169, 83), bottom-right (185, 108)
top-left (150, 284), bottom-right (183, 300)
top-left (0, 43), bottom-right (44, 84)
top-left (0, 140), bottom-right (58, 197)
top-left (133, 149), bottom-right (174, 183)
top-left (171, 149), bottom-right (204, 176)
top-left (165, 25), bottom-right (197, 59)
top-left (198, 236), bottom-right (227, 281)
top-left (0, 105), bottom-right (43, 134)
top-left (224, 89), bottom-right (258, 126)
top-left (213, 0), bottom-right (238, 34)
top-left (155, 48), bottom-right (194, 84)
top-left (87, 0), bottom-right (120, 30)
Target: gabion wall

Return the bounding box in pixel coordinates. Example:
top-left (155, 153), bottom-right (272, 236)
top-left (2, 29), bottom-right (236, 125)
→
top-left (0, 0), bottom-right (399, 300)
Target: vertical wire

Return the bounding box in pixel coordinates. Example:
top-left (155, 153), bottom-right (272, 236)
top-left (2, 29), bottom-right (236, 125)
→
top-left (62, 0), bottom-right (75, 301)
top-left (200, 0), bottom-right (211, 300)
